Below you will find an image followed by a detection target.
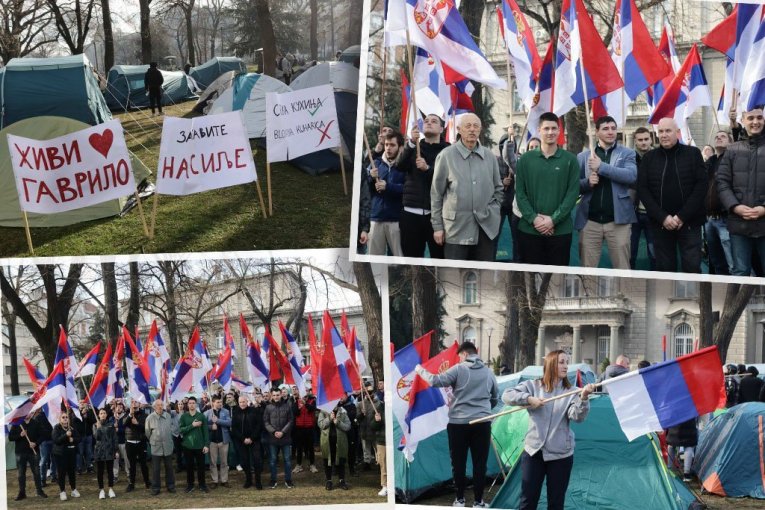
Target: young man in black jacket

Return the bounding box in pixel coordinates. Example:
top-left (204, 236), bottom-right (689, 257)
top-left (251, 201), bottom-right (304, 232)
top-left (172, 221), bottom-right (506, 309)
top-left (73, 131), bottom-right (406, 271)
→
top-left (121, 400), bottom-right (150, 492)
top-left (9, 411), bottom-right (48, 500)
top-left (637, 117), bottom-right (707, 272)
top-left (231, 396), bottom-right (263, 489)
top-left (144, 62), bottom-right (164, 116)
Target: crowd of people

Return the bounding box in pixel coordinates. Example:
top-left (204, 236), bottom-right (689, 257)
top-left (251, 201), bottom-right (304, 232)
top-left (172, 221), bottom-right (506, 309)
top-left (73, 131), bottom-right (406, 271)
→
top-left (8, 382), bottom-right (386, 502)
top-left (358, 107), bottom-right (765, 276)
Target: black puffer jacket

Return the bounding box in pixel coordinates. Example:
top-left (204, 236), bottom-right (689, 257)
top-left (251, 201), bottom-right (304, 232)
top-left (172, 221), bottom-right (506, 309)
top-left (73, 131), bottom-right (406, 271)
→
top-left (666, 418), bottom-right (698, 447)
top-left (637, 143), bottom-right (707, 227)
top-left (263, 398), bottom-right (293, 445)
top-left (716, 135), bottom-right (765, 236)
top-left (397, 140), bottom-right (449, 209)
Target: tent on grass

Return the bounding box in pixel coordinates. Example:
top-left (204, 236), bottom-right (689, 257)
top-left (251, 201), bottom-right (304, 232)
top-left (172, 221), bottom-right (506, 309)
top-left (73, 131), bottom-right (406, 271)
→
top-left (193, 70), bottom-right (240, 114)
top-left (104, 65), bottom-right (197, 111)
top-left (289, 61), bottom-right (358, 175)
top-left (0, 55), bottom-right (111, 129)
top-left (490, 395), bottom-right (702, 509)
top-left (694, 402), bottom-right (765, 498)
top-left (207, 72), bottom-right (291, 138)
top-left (189, 57), bottom-right (247, 90)
top-left (0, 116), bottom-right (152, 227)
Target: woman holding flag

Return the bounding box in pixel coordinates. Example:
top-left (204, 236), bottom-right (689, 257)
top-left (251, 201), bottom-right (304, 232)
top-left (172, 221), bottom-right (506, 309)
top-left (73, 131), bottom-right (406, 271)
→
top-left (503, 350), bottom-right (595, 510)
top-left (93, 408), bottom-right (118, 499)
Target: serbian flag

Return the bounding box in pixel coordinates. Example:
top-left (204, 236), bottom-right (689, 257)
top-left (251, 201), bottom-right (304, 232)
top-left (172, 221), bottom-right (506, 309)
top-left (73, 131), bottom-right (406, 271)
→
top-left (402, 341), bottom-right (460, 460)
top-left (649, 44), bottom-right (710, 126)
top-left (30, 361), bottom-right (70, 425)
top-left (525, 41), bottom-right (554, 142)
top-left (702, 6), bottom-right (737, 60)
top-left (89, 343), bottom-right (113, 410)
top-left (279, 321), bottom-right (306, 396)
top-left (265, 329), bottom-right (294, 384)
top-left (76, 343), bottom-right (100, 378)
top-left (169, 326), bottom-right (212, 400)
top-left (200, 340), bottom-right (216, 390)
top-left (322, 310), bottom-right (360, 393)
top-left (232, 374), bottom-right (253, 393)
top-left (134, 327), bottom-right (143, 354)
top-left (110, 335), bottom-right (125, 401)
top-left (553, 0), bottom-right (623, 117)
top-left (245, 340), bottom-right (270, 392)
top-left (385, 0), bottom-right (506, 88)
top-left (717, 58), bottom-right (735, 126)
top-left (739, 18), bottom-right (765, 113)
top-left (604, 346), bottom-right (723, 441)
top-left (649, 25), bottom-right (683, 113)
top-left (413, 47), bottom-right (452, 119)
top-left (349, 327), bottom-right (368, 375)
top-left (400, 69), bottom-right (420, 137)
top-left (144, 320), bottom-right (171, 388)
top-left (307, 313), bottom-right (321, 390)
top-left (315, 314), bottom-right (347, 413)
top-left (732, 4), bottom-right (764, 95)
top-left (53, 327), bottom-right (80, 419)
top-left (124, 329), bottom-right (152, 405)
top-left (23, 357), bottom-right (46, 389)
top-left (223, 316), bottom-right (238, 360)
top-left (216, 344), bottom-right (233, 392)
top-left (391, 331), bottom-right (433, 432)
top-left (497, 0), bottom-right (542, 108)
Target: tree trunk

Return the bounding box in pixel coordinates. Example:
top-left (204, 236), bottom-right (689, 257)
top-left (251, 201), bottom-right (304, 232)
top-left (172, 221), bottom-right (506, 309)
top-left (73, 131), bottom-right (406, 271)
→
top-left (501, 271), bottom-right (523, 372)
top-left (518, 273), bottom-right (552, 367)
top-left (1, 298), bottom-right (20, 395)
top-left (160, 261), bottom-right (180, 360)
top-left (125, 262), bottom-right (141, 334)
top-left (102, 262), bottom-right (120, 345)
top-left (329, 1), bottom-right (335, 57)
top-left (100, 0), bottom-right (114, 70)
top-left (254, 0), bottom-right (276, 77)
top-left (714, 283), bottom-right (756, 362)
top-left (185, 0), bottom-right (195, 65)
top-left (309, 0), bottom-right (318, 60)
top-left (353, 262), bottom-right (383, 384)
top-left (410, 266), bottom-right (439, 357)
top-left (139, 0), bottom-right (152, 63)
top-left (347, 0), bottom-right (362, 48)
top-left (698, 281), bottom-right (713, 348)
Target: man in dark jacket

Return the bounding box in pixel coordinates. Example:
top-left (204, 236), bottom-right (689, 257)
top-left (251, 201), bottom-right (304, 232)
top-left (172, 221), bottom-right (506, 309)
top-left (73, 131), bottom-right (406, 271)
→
top-left (144, 62), bottom-right (164, 116)
top-left (496, 128), bottom-right (517, 261)
top-left (716, 106), bottom-right (765, 276)
top-left (367, 131), bottom-right (405, 255)
top-left (705, 130), bottom-right (734, 275)
top-left (637, 117), bottom-right (707, 272)
top-left (231, 396), bottom-right (263, 489)
top-left (122, 400), bottom-right (150, 492)
top-left (397, 115), bottom-right (449, 258)
top-left (263, 388), bottom-right (295, 488)
top-left (76, 400), bottom-right (96, 474)
top-left (9, 411), bottom-right (48, 500)
top-left (739, 366), bottom-right (764, 403)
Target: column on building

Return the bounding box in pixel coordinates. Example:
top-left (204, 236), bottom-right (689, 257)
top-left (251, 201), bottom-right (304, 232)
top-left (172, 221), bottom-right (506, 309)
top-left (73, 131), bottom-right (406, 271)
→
top-left (609, 324), bottom-right (620, 364)
top-left (535, 326), bottom-right (546, 365)
top-left (571, 325), bottom-right (581, 364)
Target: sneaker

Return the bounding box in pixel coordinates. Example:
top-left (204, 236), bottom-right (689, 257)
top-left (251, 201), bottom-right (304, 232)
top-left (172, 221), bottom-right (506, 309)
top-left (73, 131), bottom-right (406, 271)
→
top-left (36, 489), bottom-right (48, 498)
top-left (236, 465), bottom-right (243, 472)
top-left (325, 480), bottom-right (333, 491)
top-left (60, 491), bottom-right (67, 501)
top-left (71, 489), bottom-right (80, 498)
top-left (285, 481), bottom-right (294, 489)
top-left (185, 486), bottom-right (194, 494)
top-left (126, 483), bottom-right (135, 492)
top-left (309, 464), bottom-right (319, 473)
top-left (200, 485), bottom-right (209, 493)
top-left (292, 465), bottom-right (303, 473)
top-left (473, 501), bottom-right (488, 508)
top-left (109, 488), bottom-right (116, 498)
top-left (99, 489), bottom-right (106, 499)
top-left (338, 480), bottom-right (349, 490)
top-left (453, 498), bottom-right (465, 507)
top-left (378, 487), bottom-right (388, 497)
top-left (14, 493), bottom-right (26, 501)
top-left (683, 473), bottom-right (693, 482)
top-left (269, 481), bottom-right (278, 489)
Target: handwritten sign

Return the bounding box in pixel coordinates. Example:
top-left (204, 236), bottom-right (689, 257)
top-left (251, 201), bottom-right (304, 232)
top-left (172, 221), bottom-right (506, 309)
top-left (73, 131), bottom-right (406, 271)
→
top-left (156, 111), bottom-right (257, 196)
top-left (7, 120), bottom-right (136, 214)
top-left (266, 84), bottom-right (341, 163)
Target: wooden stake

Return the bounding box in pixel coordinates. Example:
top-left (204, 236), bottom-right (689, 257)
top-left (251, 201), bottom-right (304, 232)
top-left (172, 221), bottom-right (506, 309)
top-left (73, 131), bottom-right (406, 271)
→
top-left (149, 192), bottom-right (160, 238)
top-left (267, 161), bottom-right (273, 216)
top-left (255, 181), bottom-right (268, 219)
top-left (338, 143), bottom-right (348, 196)
top-left (134, 188), bottom-right (150, 238)
top-left (22, 211), bottom-right (34, 255)
top-left (19, 424), bottom-right (37, 455)
top-left (579, 61), bottom-right (595, 153)
top-left (380, 43), bottom-right (388, 131)
top-left (405, 29), bottom-right (421, 159)
top-left (470, 383), bottom-right (599, 424)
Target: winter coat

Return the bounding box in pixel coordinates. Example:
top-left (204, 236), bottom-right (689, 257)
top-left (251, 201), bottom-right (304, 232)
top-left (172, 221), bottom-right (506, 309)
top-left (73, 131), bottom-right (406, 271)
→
top-left (263, 398), bottom-right (294, 445)
top-left (368, 156), bottom-right (405, 222)
top-left (716, 135), bottom-right (765, 236)
top-left (397, 139), bottom-right (450, 209)
top-left (121, 409), bottom-right (147, 442)
top-left (367, 400), bottom-right (386, 446)
top-left (231, 406), bottom-right (261, 443)
top-left (51, 423), bottom-right (80, 456)
top-left (357, 397), bottom-right (382, 440)
top-left (93, 422), bottom-right (118, 462)
top-left (145, 411), bottom-right (174, 457)
top-left (666, 418), bottom-right (698, 448)
top-left (204, 407), bottom-right (232, 444)
top-left (8, 419), bottom-right (43, 456)
top-left (318, 406), bottom-right (351, 466)
top-left (144, 67), bottom-right (164, 91)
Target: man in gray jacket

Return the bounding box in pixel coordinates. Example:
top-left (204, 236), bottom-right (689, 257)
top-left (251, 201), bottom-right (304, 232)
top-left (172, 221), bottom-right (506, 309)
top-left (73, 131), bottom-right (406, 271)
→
top-left (415, 342), bottom-right (498, 508)
top-left (263, 388), bottom-right (295, 489)
top-left (145, 400), bottom-right (175, 496)
top-left (431, 113), bottom-right (503, 261)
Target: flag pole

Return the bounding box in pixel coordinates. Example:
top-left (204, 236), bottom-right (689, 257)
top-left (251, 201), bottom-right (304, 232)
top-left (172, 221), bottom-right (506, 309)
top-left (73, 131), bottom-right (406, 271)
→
top-left (380, 42), bottom-right (388, 133)
top-left (579, 62), bottom-right (595, 153)
top-left (254, 181), bottom-right (268, 219)
top-left (149, 192), bottom-right (160, 238)
top-left (338, 141), bottom-right (348, 196)
top-left (19, 423), bottom-right (38, 455)
top-left (404, 29), bottom-right (421, 159)
top-left (22, 211), bottom-right (34, 255)
top-left (133, 187), bottom-right (151, 239)
top-left (266, 161), bottom-right (273, 216)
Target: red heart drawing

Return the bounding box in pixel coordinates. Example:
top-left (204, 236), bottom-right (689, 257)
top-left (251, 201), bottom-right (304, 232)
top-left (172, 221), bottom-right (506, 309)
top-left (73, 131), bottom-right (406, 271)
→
top-left (89, 129), bottom-right (114, 158)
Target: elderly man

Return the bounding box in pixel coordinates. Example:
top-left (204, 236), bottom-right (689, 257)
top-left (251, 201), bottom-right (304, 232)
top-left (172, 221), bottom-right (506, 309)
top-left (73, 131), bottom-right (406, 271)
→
top-left (231, 395), bottom-right (262, 489)
top-left (431, 113), bottom-right (503, 261)
top-left (145, 400), bottom-right (175, 496)
top-left (717, 106), bottom-right (765, 276)
top-left (637, 118), bottom-right (707, 272)
top-left (599, 355), bottom-right (631, 381)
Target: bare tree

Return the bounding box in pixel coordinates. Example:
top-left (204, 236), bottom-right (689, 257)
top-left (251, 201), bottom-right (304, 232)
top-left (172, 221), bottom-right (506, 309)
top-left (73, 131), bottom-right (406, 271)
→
top-left (500, 271), bottom-right (524, 372)
top-left (353, 262), bottom-right (383, 383)
top-left (204, 0), bottom-right (225, 58)
top-left (255, 0), bottom-right (275, 75)
top-left (46, 0), bottom-right (96, 54)
top-left (517, 273), bottom-right (553, 368)
top-left (1, 266), bottom-right (31, 394)
top-left (309, 0), bottom-right (317, 59)
top-left (101, 262), bottom-right (120, 344)
top-left (410, 266), bottom-right (439, 357)
top-left (139, 0), bottom-right (152, 62)
top-left (0, 0), bottom-right (57, 63)
top-left (100, 0), bottom-right (114, 69)
top-left (699, 282), bottom-right (756, 362)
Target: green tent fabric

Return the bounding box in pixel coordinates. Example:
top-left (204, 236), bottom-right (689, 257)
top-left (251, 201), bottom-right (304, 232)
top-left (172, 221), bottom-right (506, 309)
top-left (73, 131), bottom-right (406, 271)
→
top-left (0, 55), bottom-right (112, 129)
top-left (189, 57), bottom-right (246, 90)
top-left (104, 65), bottom-right (197, 110)
top-left (0, 116), bottom-right (152, 227)
top-left (489, 395), bottom-right (702, 509)
top-left (491, 407), bottom-right (529, 469)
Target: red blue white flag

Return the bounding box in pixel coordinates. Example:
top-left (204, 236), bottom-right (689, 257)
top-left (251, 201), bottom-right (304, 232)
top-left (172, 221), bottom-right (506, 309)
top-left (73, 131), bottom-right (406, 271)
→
top-left (497, 0), bottom-right (542, 109)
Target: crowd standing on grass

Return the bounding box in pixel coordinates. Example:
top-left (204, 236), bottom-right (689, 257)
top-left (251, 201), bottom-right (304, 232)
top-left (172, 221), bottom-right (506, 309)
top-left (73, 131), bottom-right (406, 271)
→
top-left (8, 382), bottom-right (387, 502)
top-left (358, 107), bottom-right (765, 275)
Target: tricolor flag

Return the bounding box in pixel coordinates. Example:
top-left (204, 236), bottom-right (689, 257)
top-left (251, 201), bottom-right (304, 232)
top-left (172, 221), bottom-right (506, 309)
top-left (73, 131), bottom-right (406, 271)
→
top-left (22, 357), bottom-right (46, 389)
top-left (76, 343), bottom-right (101, 378)
top-left (216, 343), bottom-right (233, 392)
top-left (385, 0), bottom-right (506, 88)
top-left (223, 316), bottom-right (238, 360)
top-left (717, 58), bottom-right (735, 127)
top-left (647, 24), bottom-right (682, 115)
top-left (279, 321), bottom-right (306, 396)
top-left (322, 310), bottom-right (360, 393)
top-left (53, 328), bottom-right (81, 419)
top-left (246, 340), bottom-right (270, 392)
top-left (110, 335), bottom-right (125, 401)
top-left (134, 326), bottom-right (143, 354)
top-left (604, 346), bottom-right (723, 441)
top-left (739, 18), bottom-right (765, 113)
top-left (232, 374), bottom-right (253, 394)
top-left (391, 331), bottom-right (433, 432)
top-left (144, 320), bottom-right (171, 388)
top-left (30, 361), bottom-right (69, 426)
top-left (307, 313), bottom-right (321, 390)
top-left (403, 341), bottom-right (460, 460)
top-left (169, 326), bottom-right (212, 400)
top-left (413, 48), bottom-right (452, 119)
top-left (348, 327), bottom-right (368, 376)
top-left (701, 6), bottom-right (737, 60)
top-left (732, 4), bottom-right (764, 95)
top-left (526, 41), bottom-right (554, 142)
top-left (123, 328), bottom-right (152, 405)
top-left (265, 329), bottom-right (295, 387)
top-left (89, 343), bottom-right (114, 409)
top-left (649, 44), bottom-right (711, 128)
top-left (400, 68), bottom-right (420, 137)
top-left (497, 0), bottom-right (542, 109)
top-left (315, 313), bottom-right (346, 413)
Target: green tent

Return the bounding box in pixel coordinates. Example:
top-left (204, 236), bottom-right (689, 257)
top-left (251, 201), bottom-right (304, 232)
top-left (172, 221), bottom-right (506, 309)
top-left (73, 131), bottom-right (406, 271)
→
top-left (489, 395), bottom-right (702, 509)
top-left (0, 116), bottom-right (152, 227)
top-left (0, 55), bottom-right (111, 129)
top-left (104, 65), bottom-right (197, 111)
top-left (189, 57), bottom-right (247, 90)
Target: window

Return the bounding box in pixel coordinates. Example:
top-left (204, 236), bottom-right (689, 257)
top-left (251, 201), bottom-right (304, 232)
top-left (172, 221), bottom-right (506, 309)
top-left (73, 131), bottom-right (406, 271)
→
top-left (597, 326), bottom-right (610, 365)
top-left (598, 277), bottom-right (615, 297)
top-left (674, 323), bottom-right (694, 358)
top-left (216, 332), bottom-right (225, 350)
top-left (2, 345), bottom-right (8, 355)
top-left (462, 326), bottom-right (476, 344)
top-left (463, 272), bottom-right (478, 304)
top-left (675, 281), bottom-right (698, 299)
top-left (563, 275), bottom-right (581, 298)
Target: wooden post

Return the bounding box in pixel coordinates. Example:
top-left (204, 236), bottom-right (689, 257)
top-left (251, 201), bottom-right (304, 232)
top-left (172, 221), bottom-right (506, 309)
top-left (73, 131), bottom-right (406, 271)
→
top-left (405, 29), bottom-right (421, 158)
top-left (19, 424), bottom-right (37, 455)
top-left (338, 143), bottom-right (348, 196)
top-left (22, 211), bottom-right (34, 255)
top-left (255, 181), bottom-right (268, 219)
top-left (134, 188), bottom-right (150, 238)
top-left (149, 192), bottom-right (160, 238)
top-left (267, 161), bottom-right (273, 216)
top-left (380, 43), bottom-right (388, 131)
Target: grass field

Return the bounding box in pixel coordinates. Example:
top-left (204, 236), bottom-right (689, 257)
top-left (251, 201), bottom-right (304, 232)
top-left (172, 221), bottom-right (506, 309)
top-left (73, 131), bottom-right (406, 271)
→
top-left (6, 454), bottom-right (385, 509)
top-left (0, 101), bottom-right (352, 257)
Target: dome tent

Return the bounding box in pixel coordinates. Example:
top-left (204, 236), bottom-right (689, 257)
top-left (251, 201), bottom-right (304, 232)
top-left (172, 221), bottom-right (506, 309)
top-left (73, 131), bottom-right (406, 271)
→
top-left (189, 57), bottom-right (247, 90)
top-left (104, 65), bottom-right (197, 111)
top-left (193, 70), bottom-right (240, 114)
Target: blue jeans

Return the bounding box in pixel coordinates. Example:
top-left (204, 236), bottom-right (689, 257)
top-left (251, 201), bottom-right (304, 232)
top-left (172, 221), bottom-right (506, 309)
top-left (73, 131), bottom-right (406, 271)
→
top-left (77, 435), bottom-right (93, 471)
top-left (704, 218), bottom-right (733, 275)
top-left (268, 444), bottom-right (292, 484)
top-left (730, 233), bottom-right (765, 276)
top-left (39, 440), bottom-right (55, 480)
top-left (630, 212), bottom-right (655, 270)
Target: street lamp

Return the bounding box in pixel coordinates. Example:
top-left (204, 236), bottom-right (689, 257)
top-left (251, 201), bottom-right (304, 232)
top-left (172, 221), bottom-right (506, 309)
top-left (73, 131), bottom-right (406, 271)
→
top-left (487, 326), bottom-right (494, 365)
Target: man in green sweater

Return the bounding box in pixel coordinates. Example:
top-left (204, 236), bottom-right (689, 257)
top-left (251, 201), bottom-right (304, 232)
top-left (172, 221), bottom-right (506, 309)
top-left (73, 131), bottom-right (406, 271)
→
top-left (179, 396), bottom-right (209, 494)
top-left (515, 112), bottom-right (580, 266)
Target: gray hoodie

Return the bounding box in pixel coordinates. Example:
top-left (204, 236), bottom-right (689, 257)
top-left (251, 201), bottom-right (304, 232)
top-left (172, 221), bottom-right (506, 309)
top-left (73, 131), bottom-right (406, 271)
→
top-left (416, 354), bottom-right (499, 424)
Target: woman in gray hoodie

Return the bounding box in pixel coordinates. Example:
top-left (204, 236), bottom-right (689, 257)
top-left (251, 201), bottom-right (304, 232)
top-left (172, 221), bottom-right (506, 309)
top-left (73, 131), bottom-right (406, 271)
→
top-left (503, 350), bottom-right (595, 510)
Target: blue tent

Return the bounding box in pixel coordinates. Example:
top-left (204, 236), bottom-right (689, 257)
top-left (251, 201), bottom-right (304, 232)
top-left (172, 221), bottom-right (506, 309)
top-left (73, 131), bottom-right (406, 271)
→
top-left (189, 57), bottom-right (246, 90)
top-left (0, 55), bottom-right (111, 129)
top-left (104, 65), bottom-right (197, 110)
top-left (694, 402), bottom-right (765, 498)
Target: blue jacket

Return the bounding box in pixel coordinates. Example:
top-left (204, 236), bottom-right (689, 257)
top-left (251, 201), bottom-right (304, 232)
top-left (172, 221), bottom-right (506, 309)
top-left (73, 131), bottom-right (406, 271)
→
top-left (367, 157), bottom-right (405, 222)
top-left (204, 407), bottom-right (232, 444)
top-left (575, 144), bottom-right (637, 229)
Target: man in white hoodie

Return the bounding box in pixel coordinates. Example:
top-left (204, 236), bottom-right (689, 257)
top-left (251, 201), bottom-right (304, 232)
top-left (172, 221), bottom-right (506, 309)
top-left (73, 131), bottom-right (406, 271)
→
top-left (416, 342), bottom-right (499, 508)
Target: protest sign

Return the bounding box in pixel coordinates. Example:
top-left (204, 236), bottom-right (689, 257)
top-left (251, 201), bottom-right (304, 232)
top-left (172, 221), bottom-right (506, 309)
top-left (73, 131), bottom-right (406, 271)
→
top-left (7, 120), bottom-right (136, 214)
top-left (156, 111), bottom-right (258, 196)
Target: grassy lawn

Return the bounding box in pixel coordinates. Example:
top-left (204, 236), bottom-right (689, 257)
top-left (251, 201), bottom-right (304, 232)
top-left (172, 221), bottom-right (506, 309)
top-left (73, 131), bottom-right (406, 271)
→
top-left (6, 454), bottom-right (385, 509)
top-left (0, 101), bottom-right (352, 257)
